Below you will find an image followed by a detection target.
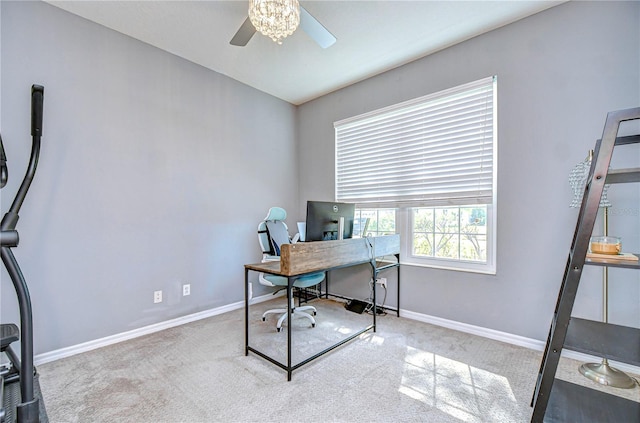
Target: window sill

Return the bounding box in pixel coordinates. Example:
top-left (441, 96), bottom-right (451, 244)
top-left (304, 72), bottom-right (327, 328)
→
top-left (400, 259), bottom-right (496, 275)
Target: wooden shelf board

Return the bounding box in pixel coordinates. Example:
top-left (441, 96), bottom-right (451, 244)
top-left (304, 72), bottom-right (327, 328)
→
top-left (606, 168), bottom-right (640, 184)
top-left (565, 317), bottom-right (640, 367)
top-left (544, 379), bottom-right (640, 422)
top-left (585, 253), bottom-right (640, 269)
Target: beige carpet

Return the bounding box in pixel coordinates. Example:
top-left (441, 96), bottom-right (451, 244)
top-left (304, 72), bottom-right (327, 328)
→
top-left (38, 299), bottom-right (639, 422)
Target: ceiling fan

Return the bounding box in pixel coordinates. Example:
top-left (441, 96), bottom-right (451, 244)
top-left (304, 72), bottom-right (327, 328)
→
top-left (230, 0), bottom-right (336, 48)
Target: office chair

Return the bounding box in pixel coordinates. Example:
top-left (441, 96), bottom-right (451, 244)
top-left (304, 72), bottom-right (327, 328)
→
top-left (257, 207), bottom-right (325, 332)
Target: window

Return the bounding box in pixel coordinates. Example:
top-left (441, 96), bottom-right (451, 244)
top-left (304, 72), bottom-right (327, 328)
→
top-left (411, 205), bottom-right (488, 260)
top-left (335, 77), bottom-right (496, 273)
top-left (353, 208), bottom-right (396, 238)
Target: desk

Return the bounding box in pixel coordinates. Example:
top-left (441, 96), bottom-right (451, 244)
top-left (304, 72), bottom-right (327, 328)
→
top-left (244, 235), bottom-right (400, 380)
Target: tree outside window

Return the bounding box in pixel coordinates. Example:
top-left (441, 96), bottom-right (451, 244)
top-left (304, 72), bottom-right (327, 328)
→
top-left (412, 206), bottom-right (487, 262)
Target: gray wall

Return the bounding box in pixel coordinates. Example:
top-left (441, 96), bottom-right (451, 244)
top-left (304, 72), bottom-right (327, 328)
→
top-left (297, 1), bottom-right (640, 340)
top-left (1, 1), bottom-right (298, 354)
top-left (1, 1), bottom-right (638, 356)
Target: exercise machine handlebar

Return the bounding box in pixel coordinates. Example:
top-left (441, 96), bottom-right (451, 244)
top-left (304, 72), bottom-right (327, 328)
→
top-left (31, 86), bottom-right (44, 138)
top-left (0, 134), bottom-right (7, 189)
top-left (1, 86), bottom-right (44, 232)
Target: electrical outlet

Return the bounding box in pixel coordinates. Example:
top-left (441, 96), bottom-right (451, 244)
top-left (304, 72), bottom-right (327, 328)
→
top-left (182, 284), bottom-right (190, 296)
top-left (154, 290), bottom-right (162, 303)
top-left (376, 277), bottom-right (387, 289)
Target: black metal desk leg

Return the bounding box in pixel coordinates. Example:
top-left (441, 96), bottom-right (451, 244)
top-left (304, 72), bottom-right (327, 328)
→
top-left (245, 268), bottom-right (249, 356)
top-left (373, 270), bottom-right (377, 332)
top-left (396, 253), bottom-right (401, 317)
top-left (287, 276), bottom-right (293, 381)
top-left (370, 261), bottom-right (377, 332)
top-left (324, 272), bottom-right (330, 299)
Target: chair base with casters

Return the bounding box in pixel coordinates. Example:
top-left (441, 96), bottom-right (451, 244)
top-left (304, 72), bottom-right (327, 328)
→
top-left (259, 271), bottom-right (324, 332)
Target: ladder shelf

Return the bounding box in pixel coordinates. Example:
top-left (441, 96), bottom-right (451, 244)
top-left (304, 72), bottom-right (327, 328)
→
top-left (530, 107), bottom-right (640, 422)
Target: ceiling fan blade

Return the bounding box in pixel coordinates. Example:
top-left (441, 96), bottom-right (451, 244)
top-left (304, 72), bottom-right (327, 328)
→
top-left (230, 17), bottom-right (256, 46)
top-left (300, 6), bottom-right (336, 48)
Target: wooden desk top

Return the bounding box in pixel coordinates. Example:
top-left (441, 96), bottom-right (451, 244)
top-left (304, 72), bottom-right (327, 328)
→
top-left (245, 235), bottom-right (400, 277)
top-left (244, 260), bottom-right (283, 275)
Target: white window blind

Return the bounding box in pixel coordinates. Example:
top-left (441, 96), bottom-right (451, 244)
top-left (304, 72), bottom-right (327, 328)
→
top-left (335, 76), bottom-right (496, 208)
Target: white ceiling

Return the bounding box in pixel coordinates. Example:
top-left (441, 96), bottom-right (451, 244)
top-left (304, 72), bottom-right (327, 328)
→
top-left (45, 1), bottom-right (563, 105)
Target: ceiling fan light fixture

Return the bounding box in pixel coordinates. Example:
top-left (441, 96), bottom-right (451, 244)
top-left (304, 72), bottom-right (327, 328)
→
top-left (248, 0), bottom-right (300, 45)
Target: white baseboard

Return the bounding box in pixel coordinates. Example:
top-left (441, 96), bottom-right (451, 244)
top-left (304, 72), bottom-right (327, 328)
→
top-left (34, 292), bottom-right (281, 366)
top-left (36, 299), bottom-right (640, 378)
top-left (400, 308), bottom-right (640, 376)
top-left (400, 309), bottom-right (543, 349)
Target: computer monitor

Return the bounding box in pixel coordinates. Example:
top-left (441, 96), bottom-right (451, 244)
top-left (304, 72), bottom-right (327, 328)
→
top-left (305, 201), bottom-right (355, 242)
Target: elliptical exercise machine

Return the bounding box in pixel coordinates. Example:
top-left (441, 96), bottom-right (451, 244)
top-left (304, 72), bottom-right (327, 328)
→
top-left (0, 85), bottom-right (47, 423)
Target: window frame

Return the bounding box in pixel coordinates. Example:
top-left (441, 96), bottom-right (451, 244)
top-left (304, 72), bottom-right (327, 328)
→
top-left (398, 205), bottom-right (496, 274)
